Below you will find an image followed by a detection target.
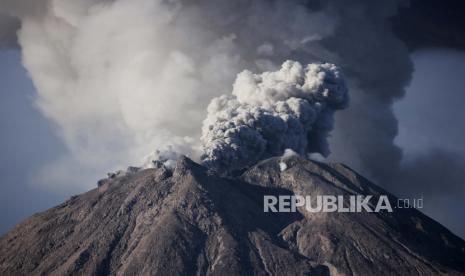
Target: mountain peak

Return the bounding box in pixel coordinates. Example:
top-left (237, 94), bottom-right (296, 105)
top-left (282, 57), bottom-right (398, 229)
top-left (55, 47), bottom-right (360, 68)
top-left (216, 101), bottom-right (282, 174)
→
top-left (1, 157), bottom-right (464, 275)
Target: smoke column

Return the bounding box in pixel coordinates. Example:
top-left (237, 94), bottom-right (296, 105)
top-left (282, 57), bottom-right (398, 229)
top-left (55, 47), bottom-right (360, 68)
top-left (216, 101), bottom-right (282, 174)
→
top-left (201, 60), bottom-right (348, 172)
top-left (0, 0), bottom-right (411, 188)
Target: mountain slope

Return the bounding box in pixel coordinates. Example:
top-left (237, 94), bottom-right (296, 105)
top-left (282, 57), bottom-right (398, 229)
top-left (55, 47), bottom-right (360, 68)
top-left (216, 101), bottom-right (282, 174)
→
top-left (1, 156), bottom-right (464, 275)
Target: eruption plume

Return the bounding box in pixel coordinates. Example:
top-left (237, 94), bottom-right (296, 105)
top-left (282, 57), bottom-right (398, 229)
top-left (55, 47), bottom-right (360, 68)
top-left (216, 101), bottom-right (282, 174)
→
top-left (201, 60), bottom-right (348, 172)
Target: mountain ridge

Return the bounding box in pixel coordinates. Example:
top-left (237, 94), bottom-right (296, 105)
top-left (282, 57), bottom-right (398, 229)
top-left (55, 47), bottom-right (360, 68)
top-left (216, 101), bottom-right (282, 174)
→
top-left (1, 156), bottom-right (464, 275)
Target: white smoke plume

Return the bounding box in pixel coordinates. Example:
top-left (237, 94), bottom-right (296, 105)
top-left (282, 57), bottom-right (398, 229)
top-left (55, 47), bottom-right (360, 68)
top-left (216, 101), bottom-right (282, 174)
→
top-left (142, 136), bottom-right (198, 169)
top-left (0, 0), bottom-right (411, 190)
top-left (201, 60), bottom-right (348, 172)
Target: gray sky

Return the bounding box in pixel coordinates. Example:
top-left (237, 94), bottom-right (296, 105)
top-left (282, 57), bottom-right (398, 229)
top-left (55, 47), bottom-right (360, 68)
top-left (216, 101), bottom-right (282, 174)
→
top-left (394, 49), bottom-right (465, 237)
top-left (0, 50), bottom-right (81, 234)
top-left (395, 50), bottom-right (465, 156)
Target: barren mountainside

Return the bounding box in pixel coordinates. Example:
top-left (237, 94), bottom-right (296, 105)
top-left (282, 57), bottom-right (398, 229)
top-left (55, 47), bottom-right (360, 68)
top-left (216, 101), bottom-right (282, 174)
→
top-left (1, 156), bottom-right (465, 275)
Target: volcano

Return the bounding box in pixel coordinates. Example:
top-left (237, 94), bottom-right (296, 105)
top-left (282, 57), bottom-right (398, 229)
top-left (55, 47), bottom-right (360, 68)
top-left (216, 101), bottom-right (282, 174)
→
top-left (1, 156), bottom-right (464, 275)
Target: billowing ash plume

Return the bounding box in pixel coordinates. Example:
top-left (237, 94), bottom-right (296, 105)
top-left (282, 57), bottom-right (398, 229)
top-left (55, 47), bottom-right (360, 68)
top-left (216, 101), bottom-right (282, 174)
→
top-left (0, 0), bottom-right (425, 189)
top-left (201, 60), bottom-right (348, 172)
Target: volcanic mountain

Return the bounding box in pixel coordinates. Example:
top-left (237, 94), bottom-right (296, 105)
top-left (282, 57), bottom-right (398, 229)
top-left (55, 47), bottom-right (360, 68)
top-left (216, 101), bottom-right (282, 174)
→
top-left (1, 156), bottom-right (464, 275)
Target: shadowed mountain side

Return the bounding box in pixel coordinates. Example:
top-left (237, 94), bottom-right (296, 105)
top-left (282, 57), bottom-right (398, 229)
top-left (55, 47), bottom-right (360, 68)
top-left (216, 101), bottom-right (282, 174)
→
top-left (1, 156), bottom-right (464, 275)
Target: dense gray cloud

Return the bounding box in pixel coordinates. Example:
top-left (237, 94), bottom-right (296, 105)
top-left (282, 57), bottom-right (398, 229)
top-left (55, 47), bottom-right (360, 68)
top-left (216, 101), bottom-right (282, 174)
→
top-left (201, 60), bottom-right (348, 172)
top-left (320, 1), bottom-right (413, 182)
top-left (0, 0), bottom-right (410, 188)
top-left (392, 0), bottom-right (465, 50)
top-left (0, 0), bottom-right (50, 19)
top-left (0, 14), bottom-right (20, 49)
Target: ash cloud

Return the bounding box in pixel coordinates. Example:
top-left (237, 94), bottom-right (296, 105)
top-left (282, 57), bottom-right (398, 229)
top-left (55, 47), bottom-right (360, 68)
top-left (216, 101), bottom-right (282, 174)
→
top-left (201, 60), bottom-right (348, 172)
top-left (0, 14), bottom-right (20, 49)
top-left (0, 0), bottom-right (412, 190)
top-left (0, 0), bottom-right (344, 187)
top-left (0, 0), bottom-right (459, 198)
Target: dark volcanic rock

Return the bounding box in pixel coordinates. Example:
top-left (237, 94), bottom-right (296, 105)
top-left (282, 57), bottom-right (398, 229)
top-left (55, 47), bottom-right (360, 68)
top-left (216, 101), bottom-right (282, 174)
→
top-left (1, 156), bottom-right (464, 275)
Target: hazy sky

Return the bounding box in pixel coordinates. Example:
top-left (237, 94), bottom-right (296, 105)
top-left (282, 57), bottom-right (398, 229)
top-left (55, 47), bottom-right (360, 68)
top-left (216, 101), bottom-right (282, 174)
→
top-left (0, 50), bottom-right (81, 234)
top-left (395, 50), bottom-right (465, 157)
top-left (394, 49), bottom-right (465, 237)
top-left (1, 48), bottom-right (464, 237)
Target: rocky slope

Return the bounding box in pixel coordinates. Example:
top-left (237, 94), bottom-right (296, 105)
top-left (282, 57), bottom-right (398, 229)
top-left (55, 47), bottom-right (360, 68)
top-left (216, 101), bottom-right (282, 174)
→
top-left (1, 156), bottom-right (464, 275)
